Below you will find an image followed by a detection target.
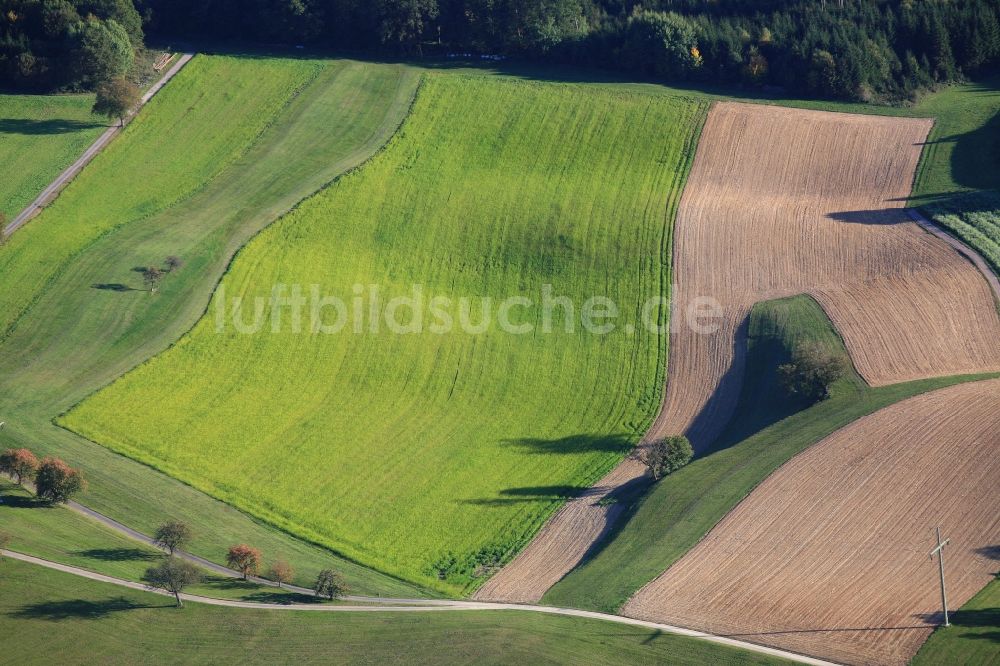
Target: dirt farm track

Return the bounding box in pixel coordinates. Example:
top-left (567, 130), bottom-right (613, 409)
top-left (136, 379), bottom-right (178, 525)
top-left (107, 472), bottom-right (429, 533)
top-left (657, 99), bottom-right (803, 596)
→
top-left (476, 102), bottom-right (1000, 617)
top-left (624, 378), bottom-right (1000, 666)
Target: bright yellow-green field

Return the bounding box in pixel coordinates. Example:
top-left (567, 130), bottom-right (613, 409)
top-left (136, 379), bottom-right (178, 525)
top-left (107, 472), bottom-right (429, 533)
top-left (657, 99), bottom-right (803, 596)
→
top-left (64, 74), bottom-right (706, 594)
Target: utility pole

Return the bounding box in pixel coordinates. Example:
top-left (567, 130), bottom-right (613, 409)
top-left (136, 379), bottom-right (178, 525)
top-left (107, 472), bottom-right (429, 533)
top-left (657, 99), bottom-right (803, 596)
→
top-left (929, 527), bottom-right (951, 627)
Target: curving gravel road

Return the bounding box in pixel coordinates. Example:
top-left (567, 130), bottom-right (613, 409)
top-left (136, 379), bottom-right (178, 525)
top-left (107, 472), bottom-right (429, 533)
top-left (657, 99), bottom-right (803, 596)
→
top-left (3, 53), bottom-right (195, 237)
top-left (1, 549), bottom-right (840, 666)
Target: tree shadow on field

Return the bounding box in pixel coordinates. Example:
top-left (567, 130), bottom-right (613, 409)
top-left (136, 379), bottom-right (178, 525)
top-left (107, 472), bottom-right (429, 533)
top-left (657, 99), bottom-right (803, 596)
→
top-left (975, 545), bottom-right (1000, 561)
top-left (459, 485), bottom-right (589, 506)
top-left (239, 591), bottom-right (323, 605)
top-left (0, 118), bottom-right (103, 135)
top-left (73, 548), bottom-right (159, 562)
top-left (502, 433), bottom-right (633, 456)
top-left (0, 492), bottom-right (43, 509)
top-left (91, 283), bottom-right (138, 292)
top-left (10, 597), bottom-right (162, 620)
top-left (826, 208), bottom-right (913, 225)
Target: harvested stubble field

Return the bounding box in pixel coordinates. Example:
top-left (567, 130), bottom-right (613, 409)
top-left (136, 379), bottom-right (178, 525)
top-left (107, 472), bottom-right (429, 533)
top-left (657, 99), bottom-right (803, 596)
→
top-left (63, 74), bottom-right (706, 594)
top-left (475, 101), bottom-right (1000, 604)
top-left (623, 378), bottom-right (1000, 666)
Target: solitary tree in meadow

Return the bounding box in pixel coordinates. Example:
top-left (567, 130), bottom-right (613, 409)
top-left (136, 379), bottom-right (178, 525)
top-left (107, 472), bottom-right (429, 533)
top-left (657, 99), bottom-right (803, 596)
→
top-left (141, 266), bottom-right (164, 293)
top-left (164, 256), bottom-right (183, 272)
top-left (143, 557), bottom-right (202, 607)
top-left (226, 544), bottom-right (262, 580)
top-left (633, 435), bottom-right (693, 481)
top-left (0, 448), bottom-right (40, 485)
top-left (268, 559), bottom-right (294, 588)
top-left (34, 457), bottom-right (86, 503)
top-left (93, 77), bottom-right (141, 127)
top-left (153, 520), bottom-right (192, 555)
top-left (314, 568), bottom-right (348, 600)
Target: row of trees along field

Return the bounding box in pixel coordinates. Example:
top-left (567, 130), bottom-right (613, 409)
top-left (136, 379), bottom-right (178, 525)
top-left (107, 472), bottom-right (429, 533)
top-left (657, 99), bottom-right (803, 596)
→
top-left (3, 1), bottom-right (1000, 101)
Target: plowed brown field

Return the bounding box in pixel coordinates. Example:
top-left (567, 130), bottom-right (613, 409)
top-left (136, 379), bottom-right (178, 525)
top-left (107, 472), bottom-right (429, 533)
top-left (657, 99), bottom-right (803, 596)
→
top-left (475, 102), bottom-right (1000, 605)
top-left (623, 378), bottom-right (1000, 666)
top-left (654, 102), bottom-right (1000, 449)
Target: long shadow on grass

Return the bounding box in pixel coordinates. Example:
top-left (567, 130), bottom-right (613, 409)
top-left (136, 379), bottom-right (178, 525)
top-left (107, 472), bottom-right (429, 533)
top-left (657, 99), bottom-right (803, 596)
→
top-left (460, 485), bottom-right (590, 506)
top-left (0, 118), bottom-right (104, 135)
top-left (0, 492), bottom-right (42, 509)
top-left (10, 597), bottom-right (164, 620)
top-left (503, 433), bottom-right (633, 456)
top-left (91, 283), bottom-right (139, 292)
top-left (74, 548), bottom-right (160, 562)
top-left (915, 607), bottom-right (1000, 635)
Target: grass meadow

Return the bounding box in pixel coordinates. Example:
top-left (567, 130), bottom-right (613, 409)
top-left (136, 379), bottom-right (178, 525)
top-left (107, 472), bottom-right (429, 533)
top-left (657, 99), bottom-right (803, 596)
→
top-left (0, 93), bottom-right (104, 219)
top-left (912, 575), bottom-right (1000, 666)
top-left (0, 55), bottom-right (425, 597)
top-left (542, 295), bottom-right (998, 613)
top-left (923, 191), bottom-right (1000, 276)
top-left (63, 74), bottom-right (707, 594)
top-left (0, 559), bottom-right (786, 666)
top-left (0, 481), bottom-right (332, 603)
top-left (0, 55), bottom-right (325, 338)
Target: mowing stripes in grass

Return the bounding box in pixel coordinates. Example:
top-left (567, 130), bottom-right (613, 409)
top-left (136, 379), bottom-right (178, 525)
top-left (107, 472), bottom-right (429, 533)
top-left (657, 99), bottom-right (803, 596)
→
top-left (64, 74), bottom-right (706, 594)
top-left (0, 55), bottom-right (324, 338)
top-left (0, 57), bottom-right (426, 597)
top-left (0, 559), bottom-right (787, 665)
top-left (0, 93), bottom-right (105, 219)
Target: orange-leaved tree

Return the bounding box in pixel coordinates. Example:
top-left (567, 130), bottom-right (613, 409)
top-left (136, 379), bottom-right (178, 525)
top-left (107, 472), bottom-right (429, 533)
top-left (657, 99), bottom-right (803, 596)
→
top-left (226, 544), bottom-right (262, 580)
top-left (0, 448), bottom-right (40, 485)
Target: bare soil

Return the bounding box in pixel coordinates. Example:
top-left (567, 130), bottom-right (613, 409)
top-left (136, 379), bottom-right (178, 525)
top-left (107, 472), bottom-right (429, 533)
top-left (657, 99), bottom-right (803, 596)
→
top-left (623, 379), bottom-right (1000, 666)
top-left (475, 102), bottom-right (1000, 605)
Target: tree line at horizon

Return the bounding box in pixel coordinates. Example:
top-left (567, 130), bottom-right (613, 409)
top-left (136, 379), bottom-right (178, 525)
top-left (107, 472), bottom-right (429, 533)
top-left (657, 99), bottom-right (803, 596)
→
top-left (3, 0), bottom-right (999, 102)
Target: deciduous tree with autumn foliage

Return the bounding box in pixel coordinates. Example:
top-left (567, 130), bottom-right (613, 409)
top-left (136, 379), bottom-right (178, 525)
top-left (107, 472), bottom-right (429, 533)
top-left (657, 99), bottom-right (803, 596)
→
top-left (226, 544), bottom-right (262, 580)
top-left (0, 448), bottom-right (40, 485)
top-left (34, 457), bottom-right (86, 503)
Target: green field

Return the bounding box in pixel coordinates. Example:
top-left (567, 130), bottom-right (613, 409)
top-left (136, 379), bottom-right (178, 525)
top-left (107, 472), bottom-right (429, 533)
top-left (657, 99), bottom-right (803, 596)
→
top-left (923, 190), bottom-right (1000, 277)
top-left (0, 93), bottom-right (104, 220)
top-left (0, 480), bottom-right (327, 603)
top-left (0, 55), bottom-right (326, 337)
top-left (63, 73), bottom-right (706, 594)
top-left (0, 54), bottom-right (426, 597)
top-left (908, 75), bottom-right (1000, 278)
top-left (543, 295), bottom-right (998, 613)
top-left (911, 75), bottom-right (1000, 201)
top-left (912, 575), bottom-right (1000, 666)
top-left (0, 560), bottom-right (785, 666)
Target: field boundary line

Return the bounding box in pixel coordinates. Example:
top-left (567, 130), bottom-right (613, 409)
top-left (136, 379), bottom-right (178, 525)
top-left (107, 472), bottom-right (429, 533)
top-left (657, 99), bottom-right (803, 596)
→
top-left (0, 550), bottom-right (841, 666)
top-left (3, 53), bottom-right (195, 237)
top-left (907, 208), bottom-right (1000, 298)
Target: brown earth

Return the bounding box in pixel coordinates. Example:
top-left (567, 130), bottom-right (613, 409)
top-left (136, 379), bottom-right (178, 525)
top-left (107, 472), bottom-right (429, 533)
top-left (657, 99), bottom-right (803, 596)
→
top-left (622, 378), bottom-right (1000, 666)
top-left (474, 102), bottom-right (1000, 604)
